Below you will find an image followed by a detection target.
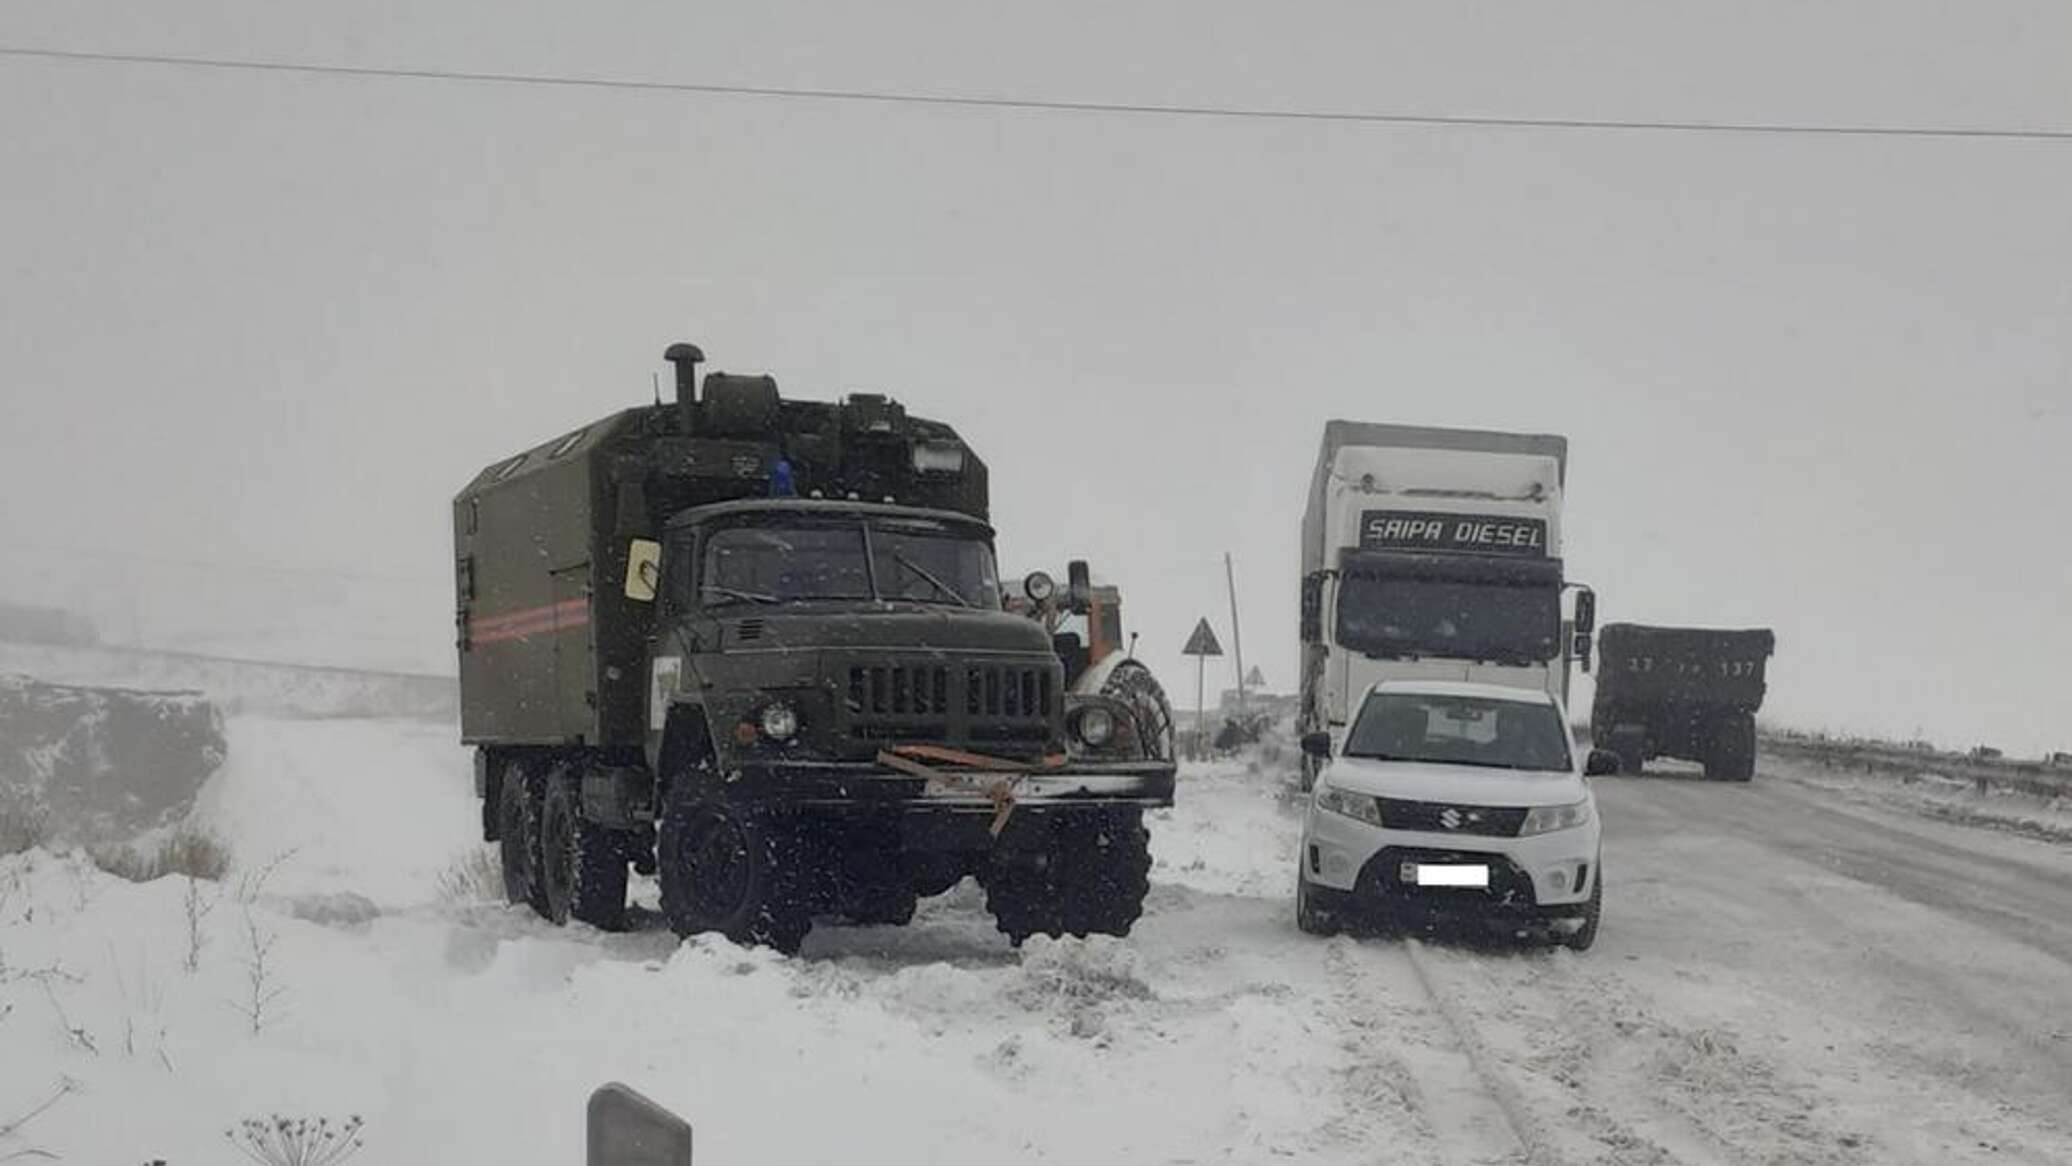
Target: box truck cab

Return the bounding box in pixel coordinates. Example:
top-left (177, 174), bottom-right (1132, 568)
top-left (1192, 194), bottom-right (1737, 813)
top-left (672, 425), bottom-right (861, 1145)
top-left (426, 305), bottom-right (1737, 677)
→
top-left (1299, 423), bottom-right (1594, 789)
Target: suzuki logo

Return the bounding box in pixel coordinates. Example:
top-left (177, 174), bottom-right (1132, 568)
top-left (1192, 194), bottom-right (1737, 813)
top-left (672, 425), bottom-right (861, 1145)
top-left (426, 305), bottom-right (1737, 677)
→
top-left (1439, 808), bottom-right (1462, 830)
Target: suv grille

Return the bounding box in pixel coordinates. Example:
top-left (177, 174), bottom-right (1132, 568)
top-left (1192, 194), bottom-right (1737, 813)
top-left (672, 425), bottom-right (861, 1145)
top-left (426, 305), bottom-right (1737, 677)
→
top-left (844, 659), bottom-right (1057, 753)
top-left (1377, 798), bottom-right (1526, 838)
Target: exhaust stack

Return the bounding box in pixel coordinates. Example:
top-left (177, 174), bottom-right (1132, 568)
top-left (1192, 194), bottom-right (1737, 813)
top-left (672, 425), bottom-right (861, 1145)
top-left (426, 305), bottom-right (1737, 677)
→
top-left (663, 342), bottom-right (705, 431)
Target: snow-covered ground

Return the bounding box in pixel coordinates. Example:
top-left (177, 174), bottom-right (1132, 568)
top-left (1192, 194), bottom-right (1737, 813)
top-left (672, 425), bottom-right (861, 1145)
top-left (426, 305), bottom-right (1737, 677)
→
top-left (5, 720), bottom-right (2071, 1164)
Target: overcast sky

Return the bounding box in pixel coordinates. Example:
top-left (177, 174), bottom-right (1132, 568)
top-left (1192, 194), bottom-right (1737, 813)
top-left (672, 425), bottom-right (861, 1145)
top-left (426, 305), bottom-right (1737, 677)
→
top-left (2, 2), bottom-right (2068, 753)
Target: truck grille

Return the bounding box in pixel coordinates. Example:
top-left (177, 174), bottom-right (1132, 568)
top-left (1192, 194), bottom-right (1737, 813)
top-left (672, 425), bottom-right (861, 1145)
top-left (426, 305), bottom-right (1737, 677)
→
top-left (1376, 798), bottom-right (1527, 838)
top-left (844, 659), bottom-right (1056, 753)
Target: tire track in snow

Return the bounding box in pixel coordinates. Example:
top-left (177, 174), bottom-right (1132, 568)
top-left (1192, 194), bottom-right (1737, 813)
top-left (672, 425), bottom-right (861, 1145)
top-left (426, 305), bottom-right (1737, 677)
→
top-left (1399, 939), bottom-right (1568, 1166)
top-left (1322, 938), bottom-right (1546, 1166)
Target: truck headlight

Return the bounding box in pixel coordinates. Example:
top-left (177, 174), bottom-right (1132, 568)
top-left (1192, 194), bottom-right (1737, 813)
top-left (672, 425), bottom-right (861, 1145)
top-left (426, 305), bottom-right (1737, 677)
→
top-left (1075, 706), bottom-right (1115, 748)
top-left (759, 702), bottom-right (800, 742)
top-left (1023, 571), bottom-right (1056, 602)
top-left (1519, 799), bottom-right (1592, 835)
top-left (1314, 783), bottom-right (1383, 827)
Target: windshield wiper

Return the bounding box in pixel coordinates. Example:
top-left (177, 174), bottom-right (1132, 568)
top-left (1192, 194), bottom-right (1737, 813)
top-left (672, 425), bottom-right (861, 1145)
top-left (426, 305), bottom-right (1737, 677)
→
top-left (889, 553), bottom-right (971, 607)
top-left (701, 585), bottom-right (780, 606)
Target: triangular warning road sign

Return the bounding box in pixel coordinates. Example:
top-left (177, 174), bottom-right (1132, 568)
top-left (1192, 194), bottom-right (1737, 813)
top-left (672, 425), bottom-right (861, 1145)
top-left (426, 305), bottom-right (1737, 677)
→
top-left (1182, 618), bottom-right (1223, 657)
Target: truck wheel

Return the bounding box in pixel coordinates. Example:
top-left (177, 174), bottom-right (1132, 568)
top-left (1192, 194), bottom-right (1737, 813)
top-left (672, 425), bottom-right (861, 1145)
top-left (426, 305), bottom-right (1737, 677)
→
top-left (538, 770), bottom-right (629, 930)
top-left (657, 789), bottom-right (810, 953)
top-left (1705, 715), bottom-right (1757, 782)
top-left (841, 887), bottom-right (919, 927)
top-left (1560, 865), bottom-right (1604, 951)
top-left (982, 852), bottom-right (1062, 945)
top-left (496, 758), bottom-right (550, 918)
top-left (837, 849), bottom-right (919, 926)
top-left (1057, 811), bottom-right (1152, 938)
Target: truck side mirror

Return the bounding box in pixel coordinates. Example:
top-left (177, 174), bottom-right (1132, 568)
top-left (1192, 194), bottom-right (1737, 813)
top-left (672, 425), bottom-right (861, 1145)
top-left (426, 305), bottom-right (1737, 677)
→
top-left (1573, 587), bottom-right (1596, 635)
top-left (1583, 748), bottom-right (1620, 776)
top-left (1574, 632), bottom-right (1593, 673)
top-left (625, 539), bottom-right (662, 603)
top-left (1300, 731), bottom-right (1332, 759)
top-left (1067, 560), bottom-right (1092, 615)
top-left (588, 1082), bottom-right (692, 1165)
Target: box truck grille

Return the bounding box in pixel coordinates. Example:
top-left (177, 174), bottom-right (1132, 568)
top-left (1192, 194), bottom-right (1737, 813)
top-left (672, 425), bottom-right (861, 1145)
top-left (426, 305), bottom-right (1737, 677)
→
top-left (843, 659), bottom-right (1056, 753)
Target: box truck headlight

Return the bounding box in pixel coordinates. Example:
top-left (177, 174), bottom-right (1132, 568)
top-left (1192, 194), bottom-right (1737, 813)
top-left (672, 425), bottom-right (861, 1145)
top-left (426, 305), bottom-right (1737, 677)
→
top-left (912, 441), bottom-right (965, 475)
top-left (759, 702), bottom-right (800, 742)
top-left (1023, 571), bottom-right (1057, 602)
top-left (1075, 706), bottom-right (1115, 748)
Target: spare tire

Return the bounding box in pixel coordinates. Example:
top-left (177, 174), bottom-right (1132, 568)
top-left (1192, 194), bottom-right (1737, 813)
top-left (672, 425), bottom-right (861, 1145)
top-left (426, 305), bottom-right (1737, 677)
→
top-left (1100, 660), bottom-right (1175, 762)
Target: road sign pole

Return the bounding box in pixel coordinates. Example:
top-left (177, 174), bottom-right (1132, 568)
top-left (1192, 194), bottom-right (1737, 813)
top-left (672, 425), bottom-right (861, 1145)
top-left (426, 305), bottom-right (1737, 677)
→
top-left (1180, 616), bottom-right (1224, 760)
top-left (1225, 551), bottom-right (1246, 714)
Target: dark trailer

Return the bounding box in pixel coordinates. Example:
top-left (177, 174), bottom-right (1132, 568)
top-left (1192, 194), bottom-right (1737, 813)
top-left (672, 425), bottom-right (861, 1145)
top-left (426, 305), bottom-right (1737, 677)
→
top-left (1589, 623), bottom-right (1776, 781)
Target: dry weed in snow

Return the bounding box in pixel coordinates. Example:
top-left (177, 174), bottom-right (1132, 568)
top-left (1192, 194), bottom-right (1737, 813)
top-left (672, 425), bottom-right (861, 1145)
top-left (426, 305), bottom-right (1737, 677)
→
top-left (435, 846), bottom-right (502, 903)
top-left (183, 876), bottom-right (218, 972)
top-left (1010, 935), bottom-right (1152, 1040)
top-left (231, 906), bottom-right (285, 1036)
top-left (0, 1076), bottom-right (79, 1163)
top-left (225, 1114), bottom-right (366, 1166)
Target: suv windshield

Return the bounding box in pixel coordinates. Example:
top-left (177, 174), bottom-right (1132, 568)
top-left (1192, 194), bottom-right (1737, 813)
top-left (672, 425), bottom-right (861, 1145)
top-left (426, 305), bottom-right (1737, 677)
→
top-left (699, 518), bottom-right (1000, 608)
top-left (1344, 692), bottom-right (1573, 771)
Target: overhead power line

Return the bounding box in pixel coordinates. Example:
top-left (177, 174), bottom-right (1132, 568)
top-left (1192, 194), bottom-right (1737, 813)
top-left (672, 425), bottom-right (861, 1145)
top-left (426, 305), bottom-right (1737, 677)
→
top-left (4, 44), bottom-right (2069, 142)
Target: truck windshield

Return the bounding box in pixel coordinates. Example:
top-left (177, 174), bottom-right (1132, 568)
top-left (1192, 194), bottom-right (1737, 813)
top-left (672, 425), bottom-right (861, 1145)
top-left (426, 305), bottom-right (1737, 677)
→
top-left (701, 525), bottom-right (874, 605)
top-left (698, 520), bottom-right (1000, 607)
top-left (1336, 573), bottom-right (1559, 663)
top-left (871, 526), bottom-right (1002, 607)
top-left (1345, 692), bottom-right (1573, 771)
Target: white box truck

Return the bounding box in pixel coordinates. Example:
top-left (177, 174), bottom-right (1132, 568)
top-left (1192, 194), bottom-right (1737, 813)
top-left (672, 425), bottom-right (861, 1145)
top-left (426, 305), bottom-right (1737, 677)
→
top-left (1298, 423), bottom-right (1595, 788)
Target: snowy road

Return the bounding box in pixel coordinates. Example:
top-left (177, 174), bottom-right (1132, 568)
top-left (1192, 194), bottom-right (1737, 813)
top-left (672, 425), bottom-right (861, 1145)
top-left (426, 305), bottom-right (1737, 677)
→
top-left (5, 724), bottom-right (2070, 1164)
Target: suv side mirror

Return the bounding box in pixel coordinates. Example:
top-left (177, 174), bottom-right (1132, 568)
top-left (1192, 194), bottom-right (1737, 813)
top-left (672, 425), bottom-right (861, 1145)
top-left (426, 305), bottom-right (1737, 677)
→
top-left (1300, 731), bottom-right (1332, 759)
top-left (1583, 748), bottom-right (1620, 776)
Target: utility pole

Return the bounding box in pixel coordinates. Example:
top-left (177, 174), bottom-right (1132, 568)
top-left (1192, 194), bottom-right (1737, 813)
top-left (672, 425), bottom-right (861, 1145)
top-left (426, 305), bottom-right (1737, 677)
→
top-left (1225, 551), bottom-right (1246, 714)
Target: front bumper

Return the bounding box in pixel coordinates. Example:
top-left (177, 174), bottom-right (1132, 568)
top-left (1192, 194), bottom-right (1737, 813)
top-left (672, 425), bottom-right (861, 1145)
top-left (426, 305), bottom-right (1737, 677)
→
top-left (722, 756), bottom-right (1177, 809)
top-left (1299, 797), bottom-right (1599, 914)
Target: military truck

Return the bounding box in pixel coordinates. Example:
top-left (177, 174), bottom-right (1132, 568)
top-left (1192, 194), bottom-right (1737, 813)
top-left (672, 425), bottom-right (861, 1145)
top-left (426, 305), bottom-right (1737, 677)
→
top-left (1588, 624), bottom-right (1776, 780)
top-left (453, 343), bottom-right (1176, 951)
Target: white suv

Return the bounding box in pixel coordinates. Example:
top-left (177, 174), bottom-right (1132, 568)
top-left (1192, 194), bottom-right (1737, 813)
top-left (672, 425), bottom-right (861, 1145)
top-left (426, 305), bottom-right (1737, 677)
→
top-left (1296, 680), bottom-right (1613, 949)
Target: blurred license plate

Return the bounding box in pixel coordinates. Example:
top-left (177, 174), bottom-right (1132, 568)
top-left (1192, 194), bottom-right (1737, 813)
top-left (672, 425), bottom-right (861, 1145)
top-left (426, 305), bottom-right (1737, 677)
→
top-left (1402, 863), bottom-right (1488, 887)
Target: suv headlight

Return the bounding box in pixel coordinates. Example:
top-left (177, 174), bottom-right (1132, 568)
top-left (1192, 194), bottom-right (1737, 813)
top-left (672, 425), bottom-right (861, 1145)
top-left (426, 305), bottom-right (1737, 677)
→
top-left (1519, 799), bottom-right (1592, 835)
top-left (1315, 783), bottom-right (1383, 827)
top-left (1075, 705), bottom-right (1115, 748)
top-left (759, 702), bottom-right (800, 742)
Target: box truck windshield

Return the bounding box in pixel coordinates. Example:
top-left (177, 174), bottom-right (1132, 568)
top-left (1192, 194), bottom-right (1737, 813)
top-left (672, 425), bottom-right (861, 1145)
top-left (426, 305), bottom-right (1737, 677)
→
top-left (1336, 572), bottom-right (1560, 664)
